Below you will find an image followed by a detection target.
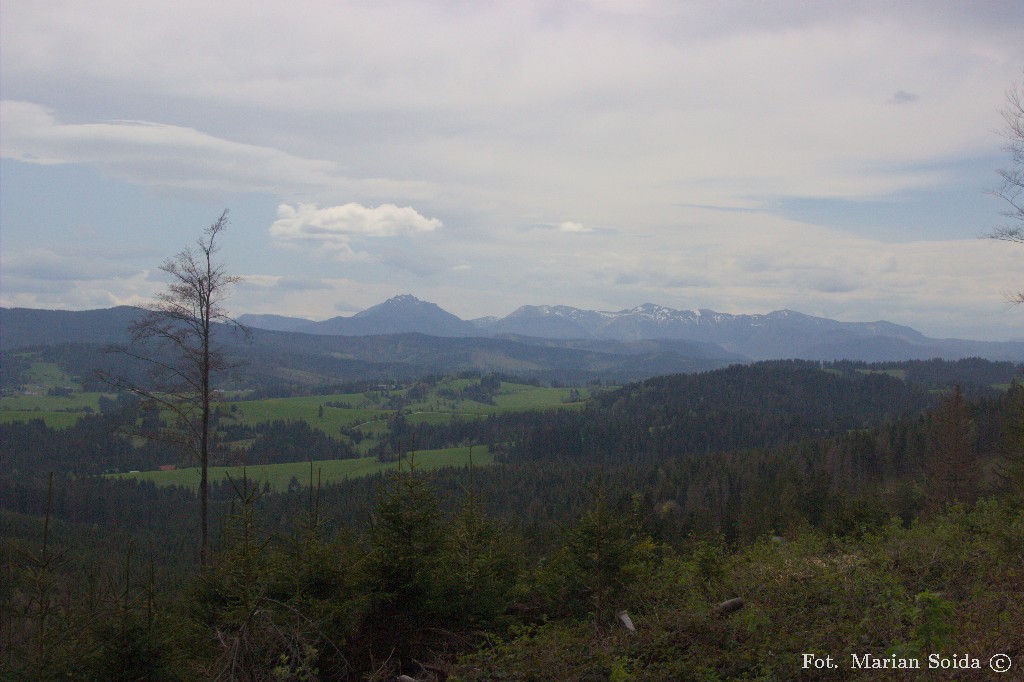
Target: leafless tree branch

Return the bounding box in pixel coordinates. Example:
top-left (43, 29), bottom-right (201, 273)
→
top-left (987, 72), bottom-right (1024, 304)
top-left (105, 210), bottom-right (246, 567)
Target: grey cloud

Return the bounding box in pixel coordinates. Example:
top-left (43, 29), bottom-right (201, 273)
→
top-left (379, 251), bottom-right (447, 278)
top-left (805, 276), bottom-right (859, 294)
top-left (889, 90), bottom-right (919, 105)
top-left (3, 249), bottom-right (139, 282)
top-left (1, 275), bottom-right (77, 295)
top-left (276, 277), bottom-right (331, 291)
top-left (665, 276), bottom-right (713, 289)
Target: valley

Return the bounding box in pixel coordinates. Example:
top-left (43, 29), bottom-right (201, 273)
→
top-left (2, 305), bottom-right (1023, 680)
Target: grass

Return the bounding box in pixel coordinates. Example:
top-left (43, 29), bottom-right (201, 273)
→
top-left (493, 385), bottom-right (591, 410)
top-left (0, 392), bottom-right (115, 429)
top-left (0, 392), bottom-right (111, 411)
top-left (24, 361), bottom-right (76, 389)
top-left (403, 382), bottom-right (590, 415)
top-left (1, 357), bottom-right (111, 428)
top-left (222, 381), bottom-right (591, 443)
top-left (2, 377), bottom-right (595, 437)
top-left (855, 368), bottom-right (907, 381)
top-left (108, 446), bottom-right (492, 491)
top-left (403, 411), bottom-right (487, 426)
top-left (225, 395), bottom-right (393, 436)
top-left (0, 411), bottom-right (85, 429)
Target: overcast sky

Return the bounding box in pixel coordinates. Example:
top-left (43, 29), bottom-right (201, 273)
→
top-left (2, 1), bottom-right (1023, 340)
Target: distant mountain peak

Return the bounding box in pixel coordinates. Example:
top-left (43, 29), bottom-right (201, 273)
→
top-left (315, 295), bottom-right (479, 337)
top-left (511, 304), bottom-right (585, 317)
top-left (354, 294), bottom-right (438, 318)
top-left (624, 303), bottom-right (692, 320)
top-left (362, 293), bottom-right (429, 310)
top-left (386, 294), bottom-right (423, 305)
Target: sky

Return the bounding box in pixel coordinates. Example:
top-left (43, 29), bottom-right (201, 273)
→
top-left (2, 1), bottom-right (1024, 341)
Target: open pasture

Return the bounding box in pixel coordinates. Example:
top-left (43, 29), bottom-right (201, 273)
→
top-left (493, 384), bottom-right (591, 409)
top-left (224, 381), bottom-right (591, 438)
top-left (22, 360), bottom-right (78, 389)
top-left (109, 446), bottom-right (492, 491)
top-left (0, 410), bottom-right (86, 429)
top-left (225, 394), bottom-right (392, 435)
top-left (0, 377), bottom-right (593, 435)
top-left (0, 392), bottom-right (114, 428)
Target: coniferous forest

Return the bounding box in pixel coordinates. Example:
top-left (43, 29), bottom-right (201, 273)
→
top-left (2, 352), bottom-right (1023, 680)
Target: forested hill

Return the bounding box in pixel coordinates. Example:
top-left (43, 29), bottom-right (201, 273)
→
top-left (0, 306), bottom-right (140, 348)
top-left (3, 357), bottom-right (1023, 679)
top-left (508, 361), bottom-right (939, 464)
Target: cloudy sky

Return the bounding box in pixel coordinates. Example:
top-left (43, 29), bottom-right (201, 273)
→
top-left (2, 1), bottom-right (1023, 340)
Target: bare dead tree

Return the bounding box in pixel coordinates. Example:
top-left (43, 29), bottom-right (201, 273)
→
top-left (989, 73), bottom-right (1024, 304)
top-left (108, 210), bottom-right (245, 567)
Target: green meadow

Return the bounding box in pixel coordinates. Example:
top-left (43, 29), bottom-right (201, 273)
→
top-left (2, 372), bottom-right (594, 445)
top-left (0, 358), bottom-right (113, 427)
top-left (0, 392), bottom-right (109, 412)
top-left (855, 367), bottom-right (908, 380)
top-left (109, 446), bottom-right (492, 491)
top-left (401, 383), bottom-right (590, 414)
top-left (225, 393), bottom-right (393, 433)
top-left (222, 381), bottom-right (591, 441)
top-left (0, 410), bottom-right (87, 429)
top-left (24, 360), bottom-right (78, 388)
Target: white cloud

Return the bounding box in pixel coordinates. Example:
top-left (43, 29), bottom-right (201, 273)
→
top-left (0, 100), bottom-right (440, 204)
top-left (0, 101), bottom-right (346, 197)
top-left (269, 202), bottom-right (442, 258)
top-left (559, 221), bottom-right (592, 233)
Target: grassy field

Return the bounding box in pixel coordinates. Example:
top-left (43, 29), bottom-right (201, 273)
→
top-left (0, 392), bottom-right (114, 428)
top-left (225, 393), bottom-right (393, 434)
top-left (0, 357), bottom-right (111, 427)
top-left (0, 392), bottom-right (110, 411)
top-left (108, 446), bottom-right (492, 491)
top-left (23, 360), bottom-right (78, 389)
top-left (2, 375), bottom-right (595, 440)
top-left (855, 368), bottom-right (908, 380)
top-left (403, 383), bottom-right (590, 414)
top-left (0, 411), bottom-right (87, 429)
top-left (494, 385), bottom-right (590, 409)
top-left (221, 381), bottom-right (591, 446)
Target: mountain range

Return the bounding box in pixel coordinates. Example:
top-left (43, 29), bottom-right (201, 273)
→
top-left (0, 303), bottom-right (739, 385)
top-left (2, 296), bottom-right (1022, 388)
top-left (236, 294), bottom-right (1024, 363)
